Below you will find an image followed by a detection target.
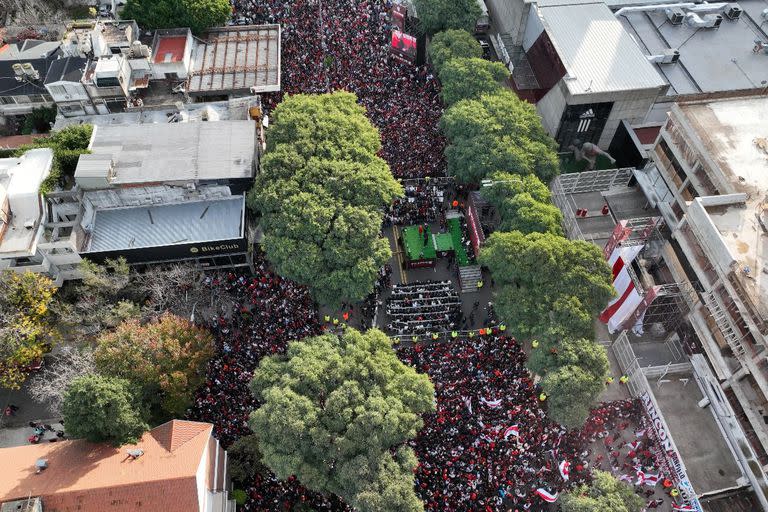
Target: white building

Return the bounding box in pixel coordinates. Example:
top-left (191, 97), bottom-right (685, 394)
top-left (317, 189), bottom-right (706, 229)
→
top-left (633, 95), bottom-right (768, 508)
top-left (0, 148), bottom-right (82, 284)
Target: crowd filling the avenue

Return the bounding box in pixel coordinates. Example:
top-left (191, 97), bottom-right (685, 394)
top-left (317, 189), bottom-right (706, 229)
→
top-left (178, 0), bottom-right (679, 510)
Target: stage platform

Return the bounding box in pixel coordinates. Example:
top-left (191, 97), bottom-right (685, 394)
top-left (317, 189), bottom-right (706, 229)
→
top-left (402, 225), bottom-right (436, 268)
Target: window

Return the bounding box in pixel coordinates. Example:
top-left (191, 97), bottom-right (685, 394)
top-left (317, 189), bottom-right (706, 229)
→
top-left (658, 139), bottom-right (688, 187)
top-left (0, 96), bottom-right (15, 105)
top-left (28, 94), bottom-right (44, 103)
top-left (95, 77), bottom-right (120, 87)
top-left (14, 95), bottom-right (30, 104)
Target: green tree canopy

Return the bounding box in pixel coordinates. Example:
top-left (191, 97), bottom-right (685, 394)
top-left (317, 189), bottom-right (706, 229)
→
top-left (249, 328), bottom-right (435, 512)
top-left (440, 90), bottom-right (559, 184)
top-left (541, 364), bottom-right (604, 428)
top-left (412, 0), bottom-right (481, 34)
top-left (479, 231), bottom-right (613, 338)
top-left (94, 313), bottom-right (214, 419)
top-left (561, 470), bottom-right (645, 512)
top-left (429, 29), bottom-right (483, 75)
top-left (438, 57), bottom-right (508, 106)
top-left (228, 434), bottom-right (268, 486)
top-left (481, 172), bottom-right (563, 235)
top-left (61, 374), bottom-right (147, 445)
top-left (527, 337), bottom-right (609, 381)
top-left (122, 0), bottom-right (231, 34)
top-left (0, 271), bottom-right (57, 389)
top-left (248, 92), bottom-right (402, 307)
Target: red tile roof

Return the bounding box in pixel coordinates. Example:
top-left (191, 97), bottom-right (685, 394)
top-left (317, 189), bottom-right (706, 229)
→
top-left (0, 420), bottom-right (212, 512)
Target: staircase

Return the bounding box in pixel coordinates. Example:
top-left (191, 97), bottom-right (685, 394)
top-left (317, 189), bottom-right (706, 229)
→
top-left (459, 265), bottom-right (482, 294)
top-left (702, 290), bottom-right (746, 360)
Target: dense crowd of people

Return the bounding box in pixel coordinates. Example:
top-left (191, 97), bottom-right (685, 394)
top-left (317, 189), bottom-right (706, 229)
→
top-left (179, 0), bottom-right (683, 510)
top-left (233, 0), bottom-right (446, 179)
top-left (187, 264), bottom-right (675, 510)
top-left (387, 183), bottom-right (445, 225)
top-left (399, 335), bottom-right (671, 511)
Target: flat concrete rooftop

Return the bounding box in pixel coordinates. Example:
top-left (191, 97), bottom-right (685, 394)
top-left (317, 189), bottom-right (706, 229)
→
top-left (679, 97), bottom-right (768, 315)
top-left (654, 376), bottom-right (743, 494)
top-left (620, 0), bottom-right (768, 95)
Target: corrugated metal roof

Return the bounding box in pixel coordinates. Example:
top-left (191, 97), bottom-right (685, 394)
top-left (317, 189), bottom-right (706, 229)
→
top-left (86, 196), bottom-right (244, 252)
top-left (538, 2), bottom-right (667, 95)
top-left (188, 25), bottom-right (281, 94)
top-left (87, 121), bottom-right (256, 184)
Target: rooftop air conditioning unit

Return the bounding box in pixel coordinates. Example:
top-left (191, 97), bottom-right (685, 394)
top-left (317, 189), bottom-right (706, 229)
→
top-left (648, 48), bottom-right (680, 64)
top-left (724, 3), bottom-right (743, 19)
top-left (12, 63), bottom-right (24, 81)
top-left (666, 7), bottom-right (685, 24)
top-left (21, 63), bottom-right (40, 80)
top-left (686, 12), bottom-right (723, 28)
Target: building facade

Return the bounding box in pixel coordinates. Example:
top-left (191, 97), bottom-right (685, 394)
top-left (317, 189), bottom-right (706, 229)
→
top-left (633, 96), bottom-right (768, 505)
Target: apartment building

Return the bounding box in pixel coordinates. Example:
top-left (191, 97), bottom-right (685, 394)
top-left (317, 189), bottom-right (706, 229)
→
top-left (634, 96), bottom-right (768, 480)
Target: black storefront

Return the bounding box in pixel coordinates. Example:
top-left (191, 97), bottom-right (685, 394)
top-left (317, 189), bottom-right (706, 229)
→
top-left (82, 236), bottom-right (251, 270)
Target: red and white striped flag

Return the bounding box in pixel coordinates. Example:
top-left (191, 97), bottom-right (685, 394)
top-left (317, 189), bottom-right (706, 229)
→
top-left (534, 488), bottom-right (558, 503)
top-left (626, 440), bottom-right (641, 451)
top-left (481, 397), bottom-right (503, 408)
top-left (636, 470), bottom-right (659, 486)
top-left (502, 425), bottom-right (519, 440)
top-left (619, 474), bottom-right (634, 483)
top-left (558, 460), bottom-right (570, 481)
top-left (672, 504), bottom-right (694, 511)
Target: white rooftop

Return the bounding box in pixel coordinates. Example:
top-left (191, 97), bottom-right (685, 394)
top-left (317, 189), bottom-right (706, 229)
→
top-left (78, 121), bottom-right (256, 185)
top-left (537, 1), bottom-right (668, 95)
top-left (620, 0), bottom-right (768, 96)
top-left (0, 148), bottom-right (53, 256)
top-left (679, 97), bottom-right (768, 308)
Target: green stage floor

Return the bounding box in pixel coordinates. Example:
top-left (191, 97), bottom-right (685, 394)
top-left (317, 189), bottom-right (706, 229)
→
top-left (402, 225), bottom-right (436, 261)
top-left (448, 218), bottom-right (470, 266)
top-left (432, 232), bottom-right (453, 252)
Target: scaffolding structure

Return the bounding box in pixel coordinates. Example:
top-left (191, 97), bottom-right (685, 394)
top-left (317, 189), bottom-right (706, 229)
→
top-left (550, 167), bottom-right (633, 241)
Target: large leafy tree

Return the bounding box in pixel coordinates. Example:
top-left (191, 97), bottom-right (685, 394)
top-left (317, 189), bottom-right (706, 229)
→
top-left (479, 231), bottom-right (613, 338)
top-left (122, 0), bottom-right (231, 34)
top-left (428, 29), bottom-right (482, 75)
top-left (248, 92), bottom-right (402, 307)
top-left (249, 328), bottom-right (435, 512)
top-left (0, 271), bottom-right (57, 389)
top-left (530, 337), bottom-right (608, 427)
top-left (561, 470), bottom-right (644, 512)
top-left (440, 90), bottom-right (559, 184)
top-left (481, 172), bottom-right (563, 235)
top-left (527, 337), bottom-right (609, 381)
top-left (61, 374), bottom-right (148, 446)
top-left (412, 0), bottom-right (481, 35)
top-left (228, 434), bottom-right (268, 486)
top-left (439, 57), bottom-right (507, 106)
top-left (94, 313), bottom-right (214, 419)
top-left (541, 365), bottom-right (604, 428)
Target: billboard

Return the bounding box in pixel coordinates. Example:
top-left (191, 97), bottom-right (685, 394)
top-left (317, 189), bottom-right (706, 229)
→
top-left (391, 30), bottom-right (417, 63)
